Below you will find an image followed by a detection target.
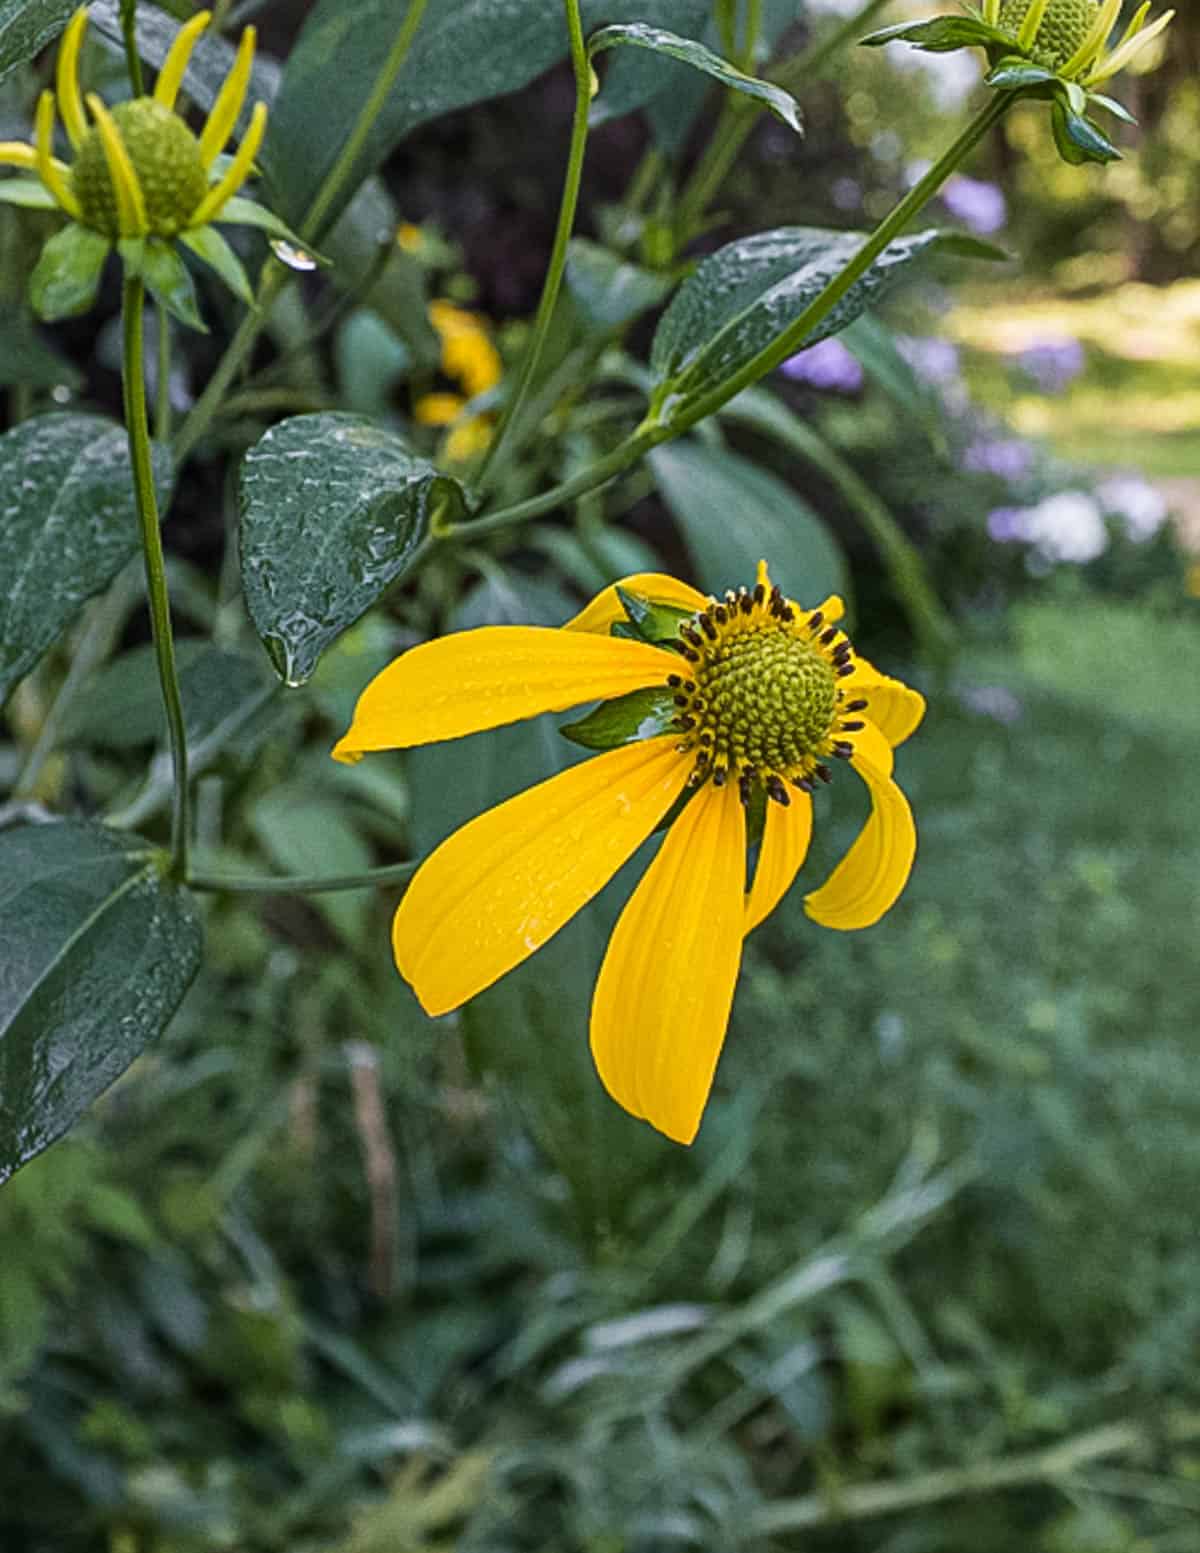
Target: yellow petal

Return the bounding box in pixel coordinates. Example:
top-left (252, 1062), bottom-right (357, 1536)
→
top-left (34, 91), bottom-right (83, 219)
top-left (563, 573), bottom-right (709, 634)
top-left (745, 790), bottom-right (813, 934)
top-left (56, 6), bottom-right (90, 151)
top-left (154, 9), bottom-right (212, 111)
top-left (841, 717), bottom-right (893, 776)
top-left (198, 23), bottom-right (255, 168)
top-left (848, 658), bottom-right (925, 747)
top-left (804, 749), bottom-right (916, 931)
top-left (84, 93), bottom-right (145, 233)
top-left (1060, 0), bottom-right (1123, 76)
top-left (414, 391), bottom-right (465, 427)
top-left (591, 780), bottom-right (746, 1145)
top-left (393, 736), bottom-right (692, 1015)
top-left (189, 99), bottom-right (266, 225)
top-left (332, 625), bottom-right (677, 763)
top-left (0, 142), bottom-right (37, 170)
top-left (1085, 7), bottom-right (1173, 84)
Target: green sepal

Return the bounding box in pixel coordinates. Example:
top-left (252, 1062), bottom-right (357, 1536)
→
top-left (0, 178), bottom-right (59, 209)
top-left (1089, 93), bottom-right (1137, 125)
top-left (985, 55), bottom-right (1058, 90)
top-left (179, 224), bottom-right (254, 305)
top-left (615, 585), bottom-right (696, 645)
top-left (214, 196), bottom-right (330, 266)
top-left (744, 782), bottom-right (768, 853)
top-left (559, 686), bottom-right (680, 751)
top-left (29, 223), bottom-right (111, 321)
top-left (125, 236), bottom-right (208, 333)
top-left (1051, 97), bottom-right (1120, 165)
top-left (860, 15), bottom-right (1005, 53)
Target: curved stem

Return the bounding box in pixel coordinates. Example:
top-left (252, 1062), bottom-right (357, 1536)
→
top-left (663, 92), bottom-right (1014, 438)
top-left (472, 0), bottom-right (591, 491)
top-left (300, 0), bottom-right (430, 243)
top-left (188, 860), bottom-right (418, 895)
top-left (122, 275), bottom-right (189, 877)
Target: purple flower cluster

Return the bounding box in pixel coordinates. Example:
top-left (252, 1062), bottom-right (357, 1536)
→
top-left (779, 337), bottom-right (864, 394)
top-left (1016, 337), bottom-right (1086, 393)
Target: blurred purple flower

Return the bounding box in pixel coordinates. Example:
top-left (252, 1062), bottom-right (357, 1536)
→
top-left (780, 337), bottom-right (864, 394)
top-left (966, 438), bottom-right (1035, 481)
top-left (941, 174), bottom-right (1007, 236)
top-left (1016, 336), bottom-right (1086, 393)
top-left (897, 335), bottom-right (960, 386)
top-left (987, 505), bottom-right (1029, 542)
top-left (1095, 473), bottom-right (1168, 541)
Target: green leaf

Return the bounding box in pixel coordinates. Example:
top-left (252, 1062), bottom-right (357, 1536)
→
top-left (615, 586), bottom-right (695, 644)
top-left (29, 224), bottom-right (111, 322)
top-left (649, 225), bottom-right (998, 412)
top-left (1088, 92), bottom-right (1137, 125)
top-left (840, 312), bottom-right (948, 455)
top-left (985, 55), bottom-right (1059, 89)
top-left (588, 23), bottom-right (803, 134)
top-left (0, 413), bottom-right (172, 704)
top-left (560, 686), bottom-right (680, 750)
top-left (178, 225), bottom-right (253, 305)
top-left (860, 15), bottom-right (1004, 52)
top-left (264, 0), bottom-right (728, 233)
top-left (250, 793), bottom-right (373, 945)
top-left (0, 312), bottom-right (84, 390)
top-left (649, 438), bottom-right (847, 604)
top-left (0, 0), bottom-right (73, 84)
top-left (239, 412), bottom-right (468, 685)
top-left (0, 820), bottom-right (202, 1184)
top-left (211, 196), bottom-right (327, 266)
top-left (127, 236), bottom-right (208, 333)
top-left (583, 1), bottom-right (708, 124)
top-left (1051, 98), bottom-right (1120, 164)
top-left (565, 238), bottom-right (674, 331)
top-left (0, 177), bottom-right (59, 209)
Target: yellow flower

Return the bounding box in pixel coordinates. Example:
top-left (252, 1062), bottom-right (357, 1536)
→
top-left (0, 6), bottom-right (303, 321)
top-left (414, 300), bottom-right (503, 464)
top-left (333, 563), bottom-right (924, 1145)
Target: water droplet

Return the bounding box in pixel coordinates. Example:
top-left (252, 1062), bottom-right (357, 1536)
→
top-left (269, 238), bottom-right (318, 271)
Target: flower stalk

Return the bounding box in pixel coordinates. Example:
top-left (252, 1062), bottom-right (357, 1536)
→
top-left (122, 275), bottom-right (190, 879)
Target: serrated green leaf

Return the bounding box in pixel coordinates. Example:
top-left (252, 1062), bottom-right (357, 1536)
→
top-left (0, 177), bottom-right (59, 209)
top-left (239, 412), bottom-right (468, 685)
top-left (29, 224), bottom-right (111, 322)
top-left (565, 238), bottom-right (674, 332)
top-left (650, 439), bottom-right (847, 605)
top-left (0, 413), bottom-right (172, 703)
top-left (588, 23), bottom-right (803, 134)
top-left (560, 686), bottom-right (680, 750)
top-left (0, 821), bottom-right (202, 1184)
top-left (178, 224), bottom-right (253, 305)
top-left (0, 0), bottom-right (73, 84)
top-left (649, 225), bottom-right (997, 413)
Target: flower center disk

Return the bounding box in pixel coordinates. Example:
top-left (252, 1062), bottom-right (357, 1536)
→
top-left (997, 0), bottom-right (1099, 69)
top-left (73, 98), bottom-right (208, 236)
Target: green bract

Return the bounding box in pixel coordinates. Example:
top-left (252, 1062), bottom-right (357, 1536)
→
top-left (862, 0), bottom-right (1175, 166)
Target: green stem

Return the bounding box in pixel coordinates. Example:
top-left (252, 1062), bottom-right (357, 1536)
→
top-left (300, 0), bottom-right (430, 244)
top-left (119, 0), bottom-right (144, 95)
top-left (155, 301), bottom-right (171, 442)
top-left (121, 275), bottom-right (189, 877)
top-left (187, 860), bottom-right (418, 895)
top-left (472, 0), bottom-right (591, 492)
top-left (662, 92), bottom-right (1014, 439)
top-left (740, 0), bottom-right (763, 69)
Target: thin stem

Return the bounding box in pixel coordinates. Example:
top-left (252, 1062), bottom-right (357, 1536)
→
top-left (155, 301), bottom-right (171, 441)
top-left (121, 275), bottom-right (189, 877)
top-left (300, 0), bottom-right (430, 243)
top-left (662, 92), bottom-right (1014, 438)
top-left (472, 0), bottom-right (591, 492)
top-left (740, 0), bottom-right (763, 69)
top-left (119, 0), bottom-right (144, 95)
top-left (187, 860), bottom-right (418, 895)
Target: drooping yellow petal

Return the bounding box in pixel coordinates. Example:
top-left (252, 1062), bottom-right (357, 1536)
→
top-left (841, 718), bottom-right (893, 776)
top-left (591, 779), bottom-right (746, 1145)
top-left (745, 790), bottom-right (813, 935)
top-left (84, 93), bottom-right (146, 234)
top-left (804, 749), bottom-right (916, 931)
top-left (563, 573), bottom-right (709, 634)
top-left (393, 736), bottom-right (692, 1016)
top-left (0, 142), bottom-right (37, 170)
top-left (188, 99), bottom-right (266, 225)
top-left (848, 658), bottom-right (925, 747)
top-left (35, 92), bottom-right (82, 220)
top-left (56, 6), bottom-right (91, 151)
top-left (154, 9), bottom-right (212, 111)
top-left (198, 23), bottom-right (255, 168)
top-left (332, 625), bottom-right (677, 763)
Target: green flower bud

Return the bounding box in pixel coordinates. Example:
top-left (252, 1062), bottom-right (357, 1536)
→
top-left (997, 0), bottom-right (1099, 70)
top-left (73, 98), bottom-right (208, 237)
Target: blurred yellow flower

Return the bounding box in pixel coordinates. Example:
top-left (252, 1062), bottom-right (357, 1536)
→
top-left (414, 300), bottom-right (502, 464)
top-left (333, 563), bottom-right (924, 1145)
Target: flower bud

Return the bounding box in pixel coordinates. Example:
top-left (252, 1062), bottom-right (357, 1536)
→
top-left (997, 0), bottom-right (1099, 69)
top-left (73, 98), bottom-right (208, 237)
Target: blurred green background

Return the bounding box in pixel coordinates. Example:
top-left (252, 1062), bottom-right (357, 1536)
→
top-left (2, 0), bottom-right (1199, 1548)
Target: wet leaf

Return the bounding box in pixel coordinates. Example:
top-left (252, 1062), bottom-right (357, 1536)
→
top-left (29, 225), bottom-right (111, 322)
top-left (239, 412), bottom-right (468, 686)
top-left (0, 413), bottom-right (172, 704)
top-left (0, 0), bottom-right (73, 84)
top-left (0, 820), bottom-right (202, 1184)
